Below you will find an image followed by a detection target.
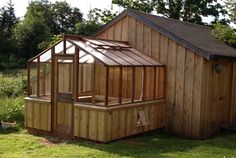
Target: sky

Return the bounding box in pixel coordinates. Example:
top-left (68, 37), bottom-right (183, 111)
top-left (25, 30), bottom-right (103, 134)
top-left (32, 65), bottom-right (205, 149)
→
top-left (0, 0), bottom-right (122, 18)
top-left (0, 0), bottom-right (231, 25)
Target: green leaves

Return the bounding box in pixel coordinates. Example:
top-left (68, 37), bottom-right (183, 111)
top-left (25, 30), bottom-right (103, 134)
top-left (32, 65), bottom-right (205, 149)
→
top-left (112, 0), bottom-right (227, 25)
top-left (212, 22), bottom-right (236, 48)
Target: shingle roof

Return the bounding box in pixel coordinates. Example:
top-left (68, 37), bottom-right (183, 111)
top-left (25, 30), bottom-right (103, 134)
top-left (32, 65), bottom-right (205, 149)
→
top-left (94, 9), bottom-right (236, 60)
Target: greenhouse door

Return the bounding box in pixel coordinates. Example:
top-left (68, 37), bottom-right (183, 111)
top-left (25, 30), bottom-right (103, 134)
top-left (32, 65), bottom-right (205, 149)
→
top-left (54, 55), bottom-right (74, 136)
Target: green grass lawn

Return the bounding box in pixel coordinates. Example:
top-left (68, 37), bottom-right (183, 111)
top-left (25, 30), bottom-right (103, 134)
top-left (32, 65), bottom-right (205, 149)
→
top-left (0, 70), bottom-right (236, 158)
top-left (0, 127), bottom-right (236, 158)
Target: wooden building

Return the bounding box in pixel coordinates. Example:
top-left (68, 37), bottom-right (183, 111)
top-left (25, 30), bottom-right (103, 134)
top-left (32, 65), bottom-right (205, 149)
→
top-left (25, 10), bottom-right (236, 141)
top-left (94, 10), bottom-right (236, 139)
top-left (25, 35), bottom-right (166, 142)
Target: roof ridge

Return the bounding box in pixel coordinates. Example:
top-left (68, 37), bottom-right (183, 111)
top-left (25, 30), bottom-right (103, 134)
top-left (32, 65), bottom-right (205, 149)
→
top-left (127, 9), bottom-right (212, 30)
top-left (127, 9), bottom-right (211, 59)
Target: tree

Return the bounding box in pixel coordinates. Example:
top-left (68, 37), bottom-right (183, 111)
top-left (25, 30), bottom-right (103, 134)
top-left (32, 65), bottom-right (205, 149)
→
top-left (23, 0), bottom-right (83, 35)
top-left (0, 0), bottom-right (18, 35)
top-left (75, 8), bottom-right (117, 36)
top-left (50, 1), bottom-right (83, 34)
top-left (0, 0), bottom-right (20, 69)
top-left (212, 22), bottom-right (236, 48)
top-left (14, 10), bottom-right (51, 59)
top-left (112, 0), bottom-right (227, 25)
top-left (225, 0), bottom-right (236, 24)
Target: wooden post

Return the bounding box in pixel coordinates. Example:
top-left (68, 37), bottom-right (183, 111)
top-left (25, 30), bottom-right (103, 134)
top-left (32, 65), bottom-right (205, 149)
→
top-left (105, 66), bottom-right (109, 106)
top-left (92, 61), bottom-right (96, 104)
top-left (142, 67), bottom-right (146, 101)
top-left (37, 57), bottom-right (40, 97)
top-left (51, 46), bottom-right (55, 131)
top-left (153, 67), bottom-right (157, 100)
top-left (63, 35), bottom-right (66, 54)
top-left (163, 66), bottom-right (166, 99)
top-left (27, 62), bottom-right (31, 96)
top-left (119, 67), bottom-right (122, 104)
top-left (131, 67), bottom-right (135, 103)
top-left (74, 48), bottom-right (79, 102)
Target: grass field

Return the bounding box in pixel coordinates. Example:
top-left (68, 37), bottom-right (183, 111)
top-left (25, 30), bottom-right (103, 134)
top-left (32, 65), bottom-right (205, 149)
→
top-left (0, 70), bottom-right (236, 158)
top-left (0, 127), bottom-right (236, 158)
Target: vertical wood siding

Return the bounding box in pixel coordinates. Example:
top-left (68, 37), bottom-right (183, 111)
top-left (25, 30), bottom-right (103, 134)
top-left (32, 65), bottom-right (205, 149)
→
top-left (25, 99), bottom-right (51, 131)
top-left (96, 15), bottom-right (236, 138)
top-left (74, 101), bottom-right (165, 142)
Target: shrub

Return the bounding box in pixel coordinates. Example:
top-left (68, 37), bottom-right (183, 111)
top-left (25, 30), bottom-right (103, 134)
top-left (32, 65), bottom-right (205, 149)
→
top-left (0, 97), bottom-right (24, 122)
top-left (0, 74), bottom-right (27, 97)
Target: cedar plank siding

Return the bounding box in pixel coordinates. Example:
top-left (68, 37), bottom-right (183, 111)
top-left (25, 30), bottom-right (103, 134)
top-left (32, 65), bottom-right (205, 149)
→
top-left (96, 15), bottom-right (236, 138)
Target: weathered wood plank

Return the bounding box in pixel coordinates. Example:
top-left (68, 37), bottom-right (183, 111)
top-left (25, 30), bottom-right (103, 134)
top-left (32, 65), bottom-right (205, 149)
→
top-left (114, 21), bottom-right (122, 41)
top-left (79, 109), bottom-right (88, 138)
top-left (88, 110), bottom-right (98, 140)
top-left (97, 111), bottom-right (105, 141)
top-left (136, 21), bottom-right (143, 52)
top-left (166, 39), bottom-right (177, 131)
top-left (121, 16), bottom-right (129, 41)
top-left (128, 16), bottom-right (136, 47)
top-left (182, 50), bottom-right (194, 137)
top-left (173, 45), bottom-right (185, 135)
top-left (151, 30), bottom-right (160, 60)
top-left (143, 25), bottom-right (152, 56)
top-left (191, 54), bottom-right (203, 138)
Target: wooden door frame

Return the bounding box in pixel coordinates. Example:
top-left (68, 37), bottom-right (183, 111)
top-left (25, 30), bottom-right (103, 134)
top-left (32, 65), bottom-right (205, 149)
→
top-left (52, 54), bottom-right (75, 137)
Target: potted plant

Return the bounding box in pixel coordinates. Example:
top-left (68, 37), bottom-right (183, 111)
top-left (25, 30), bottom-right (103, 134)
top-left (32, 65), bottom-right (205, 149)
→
top-left (0, 107), bottom-right (16, 130)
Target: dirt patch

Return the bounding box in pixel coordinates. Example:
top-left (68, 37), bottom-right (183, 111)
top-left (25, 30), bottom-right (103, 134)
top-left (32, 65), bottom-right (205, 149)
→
top-left (38, 137), bottom-right (67, 146)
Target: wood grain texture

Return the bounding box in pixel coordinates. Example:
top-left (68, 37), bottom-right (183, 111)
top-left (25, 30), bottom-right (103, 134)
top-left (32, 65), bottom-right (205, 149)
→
top-left (95, 15), bottom-right (236, 139)
top-left (25, 98), bottom-right (51, 131)
top-left (73, 101), bottom-right (165, 142)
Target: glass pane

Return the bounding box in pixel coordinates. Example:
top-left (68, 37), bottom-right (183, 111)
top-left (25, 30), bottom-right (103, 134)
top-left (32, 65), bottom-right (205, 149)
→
top-left (55, 41), bottom-right (63, 54)
top-left (78, 63), bottom-right (93, 104)
top-left (107, 67), bottom-right (120, 106)
top-left (145, 67), bottom-right (155, 100)
top-left (155, 67), bottom-right (165, 99)
top-left (134, 67), bottom-right (143, 102)
top-left (39, 63), bottom-right (51, 98)
top-left (94, 61), bottom-right (105, 106)
top-left (66, 46), bottom-right (75, 54)
top-left (40, 50), bottom-right (51, 62)
top-left (58, 62), bottom-right (73, 93)
top-left (122, 67), bottom-right (132, 104)
top-left (30, 62), bottom-right (37, 96)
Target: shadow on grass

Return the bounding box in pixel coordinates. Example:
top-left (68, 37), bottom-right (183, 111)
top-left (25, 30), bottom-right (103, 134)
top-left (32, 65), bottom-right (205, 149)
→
top-left (37, 130), bottom-right (236, 158)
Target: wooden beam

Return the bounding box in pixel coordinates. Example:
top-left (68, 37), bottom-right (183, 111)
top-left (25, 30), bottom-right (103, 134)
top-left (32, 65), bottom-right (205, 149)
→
top-left (51, 46), bottom-right (55, 131)
top-left (153, 67), bottom-right (157, 100)
top-left (119, 67), bottom-right (122, 104)
top-left (131, 67), bottom-right (135, 103)
top-left (37, 57), bottom-right (40, 97)
top-left (63, 37), bottom-right (66, 54)
top-left (74, 48), bottom-right (79, 102)
top-left (163, 67), bottom-right (166, 99)
top-left (142, 67), bottom-right (146, 101)
top-left (105, 66), bottom-right (109, 106)
top-left (92, 61), bottom-right (96, 104)
top-left (27, 62), bottom-right (31, 96)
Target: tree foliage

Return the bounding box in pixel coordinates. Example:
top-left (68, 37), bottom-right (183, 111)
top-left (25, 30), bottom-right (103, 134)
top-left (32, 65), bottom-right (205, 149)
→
top-left (212, 22), bottom-right (236, 48)
top-left (14, 8), bottom-right (51, 59)
top-left (0, 0), bottom-right (20, 69)
top-left (112, 0), bottom-right (227, 24)
top-left (23, 0), bottom-right (83, 35)
top-left (225, 0), bottom-right (236, 24)
top-left (75, 8), bottom-right (117, 36)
